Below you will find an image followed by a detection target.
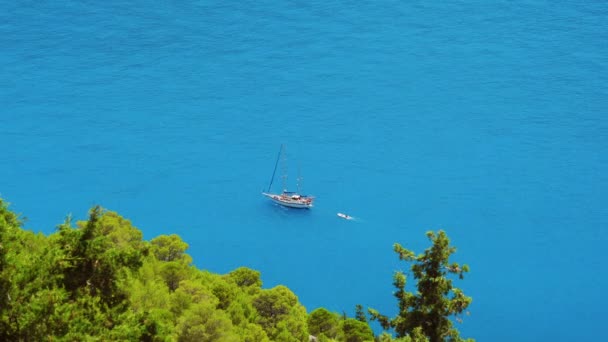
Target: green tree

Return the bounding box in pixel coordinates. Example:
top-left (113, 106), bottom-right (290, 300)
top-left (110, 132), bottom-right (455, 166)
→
top-left (341, 318), bottom-right (374, 342)
top-left (227, 267), bottom-right (263, 291)
top-left (160, 261), bottom-right (192, 291)
top-left (0, 199), bottom-right (21, 303)
top-left (253, 285), bottom-right (308, 341)
top-left (212, 279), bottom-right (239, 310)
top-left (176, 301), bottom-right (239, 342)
top-left (377, 329), bottom-right (428, 342)
top-left (355, 304), bottom-right (367, 323)
top-left (0, 201), bottom-right (71, 340)
top-left (0, 201), bottom-right (381, 342)
top-left (151, 234), bottom-right (190, 263)
top-left (369, 230), bottom-right (473, 342)
top-left (0, 198), bottom-right (19, 338)
top-left (124, 257), bottom-right (172, 312)
top-left (150, 234), bottom-right (192, 291)
top-left (307, 308), bottom-right (340, 340)
top-left (170, 277), bottom-right (217, 317)
top-left (237, 322), bottom-right (271, 342)
top-left (58, 206), bottom-right (146, 306)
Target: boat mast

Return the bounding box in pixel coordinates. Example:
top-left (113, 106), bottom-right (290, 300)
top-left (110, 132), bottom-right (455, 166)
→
top-left (267, 144), bottom-right (282, 192)
top-left (281, 145), bottom-right (288, 192)
top-left (296, 164), bottom-right (302, 194)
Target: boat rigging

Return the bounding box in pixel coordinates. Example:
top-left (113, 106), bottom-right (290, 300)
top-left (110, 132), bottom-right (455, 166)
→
top-left (262, 144), bottom-right (314, 209)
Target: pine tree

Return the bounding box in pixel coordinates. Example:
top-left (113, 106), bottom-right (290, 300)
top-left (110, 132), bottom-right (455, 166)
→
top-left (369, 230), bottom-right (473, 342)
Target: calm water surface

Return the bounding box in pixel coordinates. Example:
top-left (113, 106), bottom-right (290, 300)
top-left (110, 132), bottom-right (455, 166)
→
top-left (1, 1), bottom-right (607, 340)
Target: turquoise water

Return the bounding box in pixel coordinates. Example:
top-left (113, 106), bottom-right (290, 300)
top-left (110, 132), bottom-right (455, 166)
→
top-left (2, 1), bottom-right (607, 340)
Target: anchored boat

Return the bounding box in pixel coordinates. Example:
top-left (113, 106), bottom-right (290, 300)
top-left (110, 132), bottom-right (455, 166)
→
top-left (262, 145), bottom-right (314, 209)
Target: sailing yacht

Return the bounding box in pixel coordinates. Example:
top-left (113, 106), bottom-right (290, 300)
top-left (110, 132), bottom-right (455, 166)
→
top-left (262, 145), bottom-right (314, 209)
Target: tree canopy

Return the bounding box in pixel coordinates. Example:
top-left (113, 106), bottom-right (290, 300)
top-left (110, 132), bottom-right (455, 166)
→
top-left (0, 198), bottom-right (473, 341)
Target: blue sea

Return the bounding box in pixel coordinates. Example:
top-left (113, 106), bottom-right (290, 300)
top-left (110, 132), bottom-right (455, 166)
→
top-left (1, 1), bottom-right (607, 340)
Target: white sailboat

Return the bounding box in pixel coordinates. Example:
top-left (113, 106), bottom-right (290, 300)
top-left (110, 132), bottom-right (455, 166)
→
top-left (262, 145), bottom-right (314, 209)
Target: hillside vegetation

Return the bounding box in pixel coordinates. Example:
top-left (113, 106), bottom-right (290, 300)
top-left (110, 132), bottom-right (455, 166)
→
top-left (0, 198), bottom-right (471, 341)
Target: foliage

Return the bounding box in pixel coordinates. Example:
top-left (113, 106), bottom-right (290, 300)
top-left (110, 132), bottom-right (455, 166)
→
top-left (151, 234), bottom-right (190, 263)
top-left (369, 230), bottom-right (473, 342)
top-left (0, 199), bottom-right (21, 305)
top-left (341, 318), bottom-right (374, 342)
top-left (0, 199), bottom-right (18, 338)
top-left (176, 301), bottom-right (239, 342)
top-left (376, 329), bottom-right (428, 342)
top-left (306, 308), bottom-right (375, 342)
top-left (227, 266), bottom-right (263, 291)
top-left (253, 285), bottom-right (309, 341)
top-left (355, 304), bottom-right (367, 323)
top-left (57, 206), bottom-right (147, 307)
top-left (0, 200), bottom-right (317, 341)
top-left (0, 199), bottom-right (472, 342)
top-left (308, 308), bottom-right (341, 339)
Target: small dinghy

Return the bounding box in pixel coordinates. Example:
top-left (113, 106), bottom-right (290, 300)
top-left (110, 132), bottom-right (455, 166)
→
top-left (337, 212), bottom-right (353, 220)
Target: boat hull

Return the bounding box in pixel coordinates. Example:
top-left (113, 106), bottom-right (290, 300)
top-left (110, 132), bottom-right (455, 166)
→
top-left (337, 213), bottom-right (352, 220)
top-left (262, 193), bottom-right (313, 209)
